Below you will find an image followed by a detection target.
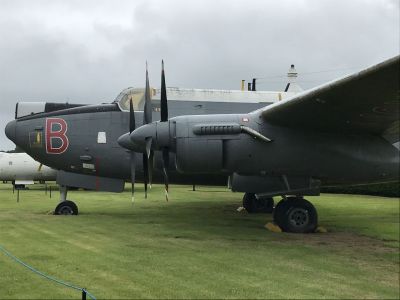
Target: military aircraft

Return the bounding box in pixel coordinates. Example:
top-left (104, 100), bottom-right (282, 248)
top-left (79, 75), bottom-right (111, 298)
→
top-left (118, 56), bottom-right (399, 233)
top-left (5, 56), bottom-right (399, 233)
top-left (4, 65), bottom-right (301, 215)
top-left (0, 152), bottom-right (56, 188)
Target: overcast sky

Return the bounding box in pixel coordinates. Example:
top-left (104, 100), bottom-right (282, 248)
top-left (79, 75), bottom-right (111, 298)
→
top-left (0, 0), bottom-right (398, 150)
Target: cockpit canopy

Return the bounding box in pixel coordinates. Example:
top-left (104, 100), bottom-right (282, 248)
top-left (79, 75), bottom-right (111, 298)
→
top-left (113, 87), bottom-right (154, 111)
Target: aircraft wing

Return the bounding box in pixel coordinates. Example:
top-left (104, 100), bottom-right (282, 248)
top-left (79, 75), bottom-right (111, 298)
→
top-left (259, 56), bottom-right (400, 143)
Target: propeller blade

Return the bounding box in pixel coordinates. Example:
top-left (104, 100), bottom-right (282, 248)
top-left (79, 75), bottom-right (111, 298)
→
top-left (142, 62), bottom-right (152, 198)
top-left (145, 138), bottom-right (152, 159)
top-left (129, 97), bottom-right (135, 133)
top-left (143, 62), bottom-right (152, 125)
top-left (162, 148), bottom-right (169, 201)
top-left (142, 154), bottom-right (148, 199)
top-left (146, 137), bottom-right (153, 158)
top-left (143, 137), bottom-right (154, 187)
top-left (148, 150), bottom-right (154, 189)
top-left (160, 60), bottom-right (168, 122)
top-left (144, 137), bottom-right (154, 187)
top-left (161, 60), bottom-right (169, 201)
top-left (130, 151), bottom-right (136, 204)
top-left (129, 98), bottom-right (136, 204)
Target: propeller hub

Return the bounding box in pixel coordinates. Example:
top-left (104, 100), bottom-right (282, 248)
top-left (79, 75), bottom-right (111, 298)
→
top-left (127, 121), bottom-right (172, 151)
top-left (117, 132), bottom-right (136, 151)
top-left (130, 123), bottom-right (157, 151)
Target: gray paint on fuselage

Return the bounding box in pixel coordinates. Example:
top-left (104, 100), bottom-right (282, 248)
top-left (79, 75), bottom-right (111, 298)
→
top-left (12, 99), bottom-right (271, 184)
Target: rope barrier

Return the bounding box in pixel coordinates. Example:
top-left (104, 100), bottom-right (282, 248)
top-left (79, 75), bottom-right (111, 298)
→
top-left (0, 244), bottom-right (96, 300)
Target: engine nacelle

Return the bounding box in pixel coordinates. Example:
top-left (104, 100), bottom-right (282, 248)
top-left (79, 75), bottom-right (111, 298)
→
top-left (128, 113), bottom-right (270, 174)
top-left (172, 115), bottom-right (252, 174)
top-left (175, 137), bottom-right (224, 173)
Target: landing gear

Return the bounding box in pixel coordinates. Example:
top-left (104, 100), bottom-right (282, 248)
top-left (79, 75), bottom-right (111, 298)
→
top-left (273, 197), bottom-right (318, 233)
top-left (242, 193), bottom-right (274, 213)
top-left (54, 185), bottom-right (78, 215)
top-left (55, 200), bottom-right (78, 215)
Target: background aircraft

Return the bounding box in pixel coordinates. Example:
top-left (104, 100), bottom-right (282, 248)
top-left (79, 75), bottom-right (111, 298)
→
top-left (4, 66), bottom-right (302, 215)
top-left (0, 152), bottom-right (56, 188)
top-left (120, 56), bottom-right (399, 233)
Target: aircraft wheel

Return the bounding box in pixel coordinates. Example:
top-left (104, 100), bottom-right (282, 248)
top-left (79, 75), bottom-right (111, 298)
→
top-left (273, 198), bottom-right (290, 223)
top-left (257, 196), bottom-right (274, 213)
top-left (54, 200), bottom-right (79, 215)
top-left (243, 193), bottom-right (274, 213)
top-left (274, 197), bottom-right (318, 233)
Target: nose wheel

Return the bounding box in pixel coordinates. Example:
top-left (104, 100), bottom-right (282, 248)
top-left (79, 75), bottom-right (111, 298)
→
top-left (273, 197), bottom-right (318, 233)
top-left (54, 185), bottom-right (79, 215)
top-left (54, 200), bottom-right (79, 215)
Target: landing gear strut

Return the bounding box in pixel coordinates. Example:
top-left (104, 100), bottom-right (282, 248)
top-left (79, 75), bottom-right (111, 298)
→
top-left (242, 193), bottom-right (274, 213)
top-left (54, 185), bottom-right (78, 215)
top-left (273, 197), bottom-right (318, 233)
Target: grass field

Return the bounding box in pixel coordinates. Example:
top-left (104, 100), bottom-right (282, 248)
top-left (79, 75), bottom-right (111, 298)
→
top-left (0, 183), bottom-right (399, 299)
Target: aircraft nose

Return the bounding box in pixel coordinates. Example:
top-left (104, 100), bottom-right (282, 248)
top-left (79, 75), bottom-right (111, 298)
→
top-left (5, 120), bottom-right (16, 142)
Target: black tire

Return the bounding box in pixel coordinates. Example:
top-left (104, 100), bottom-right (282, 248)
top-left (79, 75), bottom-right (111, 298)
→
top-left (243, 193), bottom-right (257, 213)
top-left (273, 198), bottom-right (293, 226)
top-left (258, 197), bottom-right (274, 213)
top-left (243, 193), bottom-right (274, 213)
top-left (54, 200), bottom-right (79, 215)
top-left (276, 198), bottom-right (318, 233)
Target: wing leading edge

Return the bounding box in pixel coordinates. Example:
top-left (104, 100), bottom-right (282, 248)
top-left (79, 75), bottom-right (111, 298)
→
top-left (258, 56), bottom-right (400, 143)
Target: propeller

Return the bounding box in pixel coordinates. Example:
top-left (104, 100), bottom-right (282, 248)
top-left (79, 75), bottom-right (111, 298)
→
top-left (129, 98), bottom-right (136, 204)
top-left (160, 60), bottom-right (169, 201)
top-left (160, 60), bottom-right (168, 122)
top-left (142, 63), bottom-right (153, 198)
top-left (140, 60), bottom-right (169, 201)
top-left (118, 61), bottom-right (170, 202)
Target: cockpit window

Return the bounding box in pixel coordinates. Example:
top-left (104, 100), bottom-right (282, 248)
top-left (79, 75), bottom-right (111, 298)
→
top-left (113, 87), bottom-right (146, 111)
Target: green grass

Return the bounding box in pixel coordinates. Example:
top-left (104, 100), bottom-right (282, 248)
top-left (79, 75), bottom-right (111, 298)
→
top-left (0, 183), bottom-right (399, 299)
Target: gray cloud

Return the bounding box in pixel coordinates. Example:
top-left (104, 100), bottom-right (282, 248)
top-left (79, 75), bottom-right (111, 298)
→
top-left (0, 0), bottom-right (398, 150)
